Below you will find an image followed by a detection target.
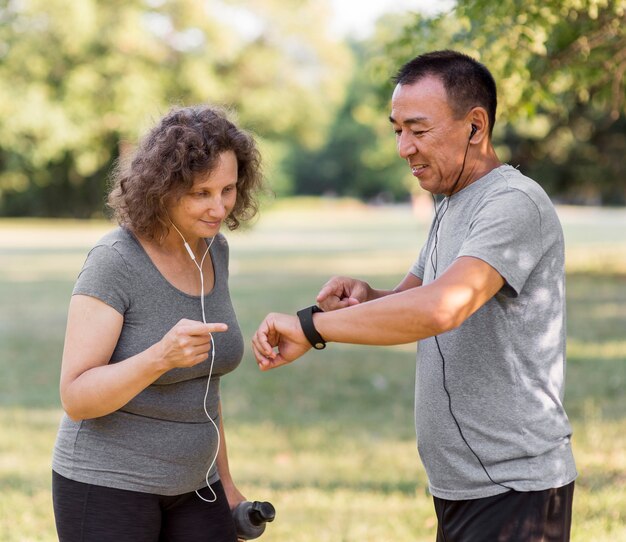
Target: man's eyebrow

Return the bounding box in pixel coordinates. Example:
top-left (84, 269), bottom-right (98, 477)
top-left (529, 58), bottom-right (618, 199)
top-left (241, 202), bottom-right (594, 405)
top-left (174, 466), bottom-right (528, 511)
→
top-left (388, 115), bottom-right (429, 125)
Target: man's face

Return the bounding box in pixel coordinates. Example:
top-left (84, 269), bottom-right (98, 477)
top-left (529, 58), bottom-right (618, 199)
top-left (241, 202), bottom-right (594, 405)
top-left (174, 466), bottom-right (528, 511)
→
top-left (390, 76), bottom-right (470, 196)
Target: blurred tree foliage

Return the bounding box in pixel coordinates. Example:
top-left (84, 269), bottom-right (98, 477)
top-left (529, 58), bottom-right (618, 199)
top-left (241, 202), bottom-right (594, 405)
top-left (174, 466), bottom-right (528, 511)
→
top-left (378, 0), bottom-right (626, 204)
top-left (0, 0), bottom-right (625, 215)
top-left (0, 0), bottom-right (351, 216)
top-left (287, 38), bottom-right (411, 202)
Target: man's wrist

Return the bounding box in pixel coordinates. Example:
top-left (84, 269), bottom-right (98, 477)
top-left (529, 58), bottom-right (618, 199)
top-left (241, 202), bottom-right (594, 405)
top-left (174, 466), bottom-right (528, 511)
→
top-left (296, 305), bottom-right (327, 350)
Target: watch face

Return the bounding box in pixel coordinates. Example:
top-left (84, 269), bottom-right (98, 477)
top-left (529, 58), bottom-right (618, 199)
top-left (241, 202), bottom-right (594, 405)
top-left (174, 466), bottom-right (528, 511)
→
top-left (314, 342), bottom-right (325, 350)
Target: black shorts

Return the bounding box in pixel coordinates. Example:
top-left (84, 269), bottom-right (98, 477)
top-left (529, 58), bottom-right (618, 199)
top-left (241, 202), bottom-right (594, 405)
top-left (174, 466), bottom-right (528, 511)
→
top-left (52, 470), bottom-right (238, 542)
top-left (433, 481), bottom-right (575, 542)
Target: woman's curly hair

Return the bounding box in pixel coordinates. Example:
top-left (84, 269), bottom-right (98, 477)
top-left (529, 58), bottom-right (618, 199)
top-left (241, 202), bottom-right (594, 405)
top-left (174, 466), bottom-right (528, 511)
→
top-left (108, 105), bottom-right (263, 240)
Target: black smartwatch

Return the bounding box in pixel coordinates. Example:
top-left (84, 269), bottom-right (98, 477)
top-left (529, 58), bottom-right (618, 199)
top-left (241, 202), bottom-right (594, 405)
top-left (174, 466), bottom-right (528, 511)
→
top-left (296, 305), bottom-right (327, 350)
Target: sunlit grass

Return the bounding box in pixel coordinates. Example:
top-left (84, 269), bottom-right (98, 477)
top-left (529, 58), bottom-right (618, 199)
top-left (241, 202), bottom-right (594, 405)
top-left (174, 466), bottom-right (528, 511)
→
top-left (0, 200), bottom-right (625, 541)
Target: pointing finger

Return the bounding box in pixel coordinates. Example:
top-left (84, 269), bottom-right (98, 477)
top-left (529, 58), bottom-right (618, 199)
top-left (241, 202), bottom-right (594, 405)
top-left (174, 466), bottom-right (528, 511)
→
top-left (184, 322), bottom-right (229, 336)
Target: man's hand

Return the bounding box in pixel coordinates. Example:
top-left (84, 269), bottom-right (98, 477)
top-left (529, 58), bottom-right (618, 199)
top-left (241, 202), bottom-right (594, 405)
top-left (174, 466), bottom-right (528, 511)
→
top-left (252, 313), bottom-right (312, 370)
top-left (316, 276), bottom-right (371, 311)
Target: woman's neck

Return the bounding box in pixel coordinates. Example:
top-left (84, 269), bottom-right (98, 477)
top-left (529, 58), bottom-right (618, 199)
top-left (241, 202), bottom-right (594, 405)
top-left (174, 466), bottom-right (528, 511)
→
top-left (167, 225), bottom-right (211, 259)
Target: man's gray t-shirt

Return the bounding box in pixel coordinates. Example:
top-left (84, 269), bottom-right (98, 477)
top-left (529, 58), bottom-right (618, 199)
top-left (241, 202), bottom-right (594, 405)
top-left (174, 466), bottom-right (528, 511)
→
top-left (411, 164), bottom-right (577, 500)
top-left (52, 227), bottom-right (244, 495)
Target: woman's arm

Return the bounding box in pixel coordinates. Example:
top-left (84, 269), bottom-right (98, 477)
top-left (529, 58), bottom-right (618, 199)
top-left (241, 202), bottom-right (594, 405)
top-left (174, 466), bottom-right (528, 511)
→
top-left (60, 294), bottom-right (227, 421)
top-left (215, 401), bottom-right (246, 509)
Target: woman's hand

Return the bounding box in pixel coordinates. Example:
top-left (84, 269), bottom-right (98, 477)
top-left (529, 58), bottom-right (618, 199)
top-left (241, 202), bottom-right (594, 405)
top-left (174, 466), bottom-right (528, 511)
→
top-left (60, 296), bottom-right (228, 421)
top-left (156, 318), bottom-right (228, 371)
top-left (223, 480), bottom-right (246, 511)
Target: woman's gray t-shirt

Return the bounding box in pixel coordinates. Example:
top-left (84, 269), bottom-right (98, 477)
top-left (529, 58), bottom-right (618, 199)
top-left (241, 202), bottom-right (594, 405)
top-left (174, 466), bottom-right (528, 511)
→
top-left (52, 227), bottom-right (244, 495)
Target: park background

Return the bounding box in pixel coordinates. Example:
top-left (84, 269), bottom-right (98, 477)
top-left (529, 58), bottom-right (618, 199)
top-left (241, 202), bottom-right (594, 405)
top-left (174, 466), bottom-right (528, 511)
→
top-left (1, 0), bottom-right (625, 540)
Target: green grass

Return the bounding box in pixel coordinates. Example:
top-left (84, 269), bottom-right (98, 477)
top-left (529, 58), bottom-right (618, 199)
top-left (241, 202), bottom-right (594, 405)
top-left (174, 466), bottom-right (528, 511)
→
top-left (1, 200), bottom-right (625, 541)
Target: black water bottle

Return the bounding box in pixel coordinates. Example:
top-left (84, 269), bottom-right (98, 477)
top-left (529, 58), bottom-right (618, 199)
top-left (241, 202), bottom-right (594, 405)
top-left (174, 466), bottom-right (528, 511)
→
top-left (232, 500), bottom-right (276, 540)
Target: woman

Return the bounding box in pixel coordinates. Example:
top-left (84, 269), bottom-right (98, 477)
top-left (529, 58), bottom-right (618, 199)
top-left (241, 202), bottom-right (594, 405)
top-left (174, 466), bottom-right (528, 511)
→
top-left (52, 105), bottom-right (263, 541)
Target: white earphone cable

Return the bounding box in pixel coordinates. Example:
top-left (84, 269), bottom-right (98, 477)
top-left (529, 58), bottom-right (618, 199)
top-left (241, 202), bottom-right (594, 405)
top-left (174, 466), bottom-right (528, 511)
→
top-left (170, 221), bottom-right (220, 503)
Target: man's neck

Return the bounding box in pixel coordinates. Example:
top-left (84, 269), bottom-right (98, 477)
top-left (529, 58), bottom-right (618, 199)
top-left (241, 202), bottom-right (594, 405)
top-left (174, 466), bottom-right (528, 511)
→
top-left (451, 147), bottom-right (501, 196)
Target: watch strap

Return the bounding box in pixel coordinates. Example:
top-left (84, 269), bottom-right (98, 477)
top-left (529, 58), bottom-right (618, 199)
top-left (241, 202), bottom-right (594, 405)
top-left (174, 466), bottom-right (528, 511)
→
top-left (296, 305), bottom-right (326, 350)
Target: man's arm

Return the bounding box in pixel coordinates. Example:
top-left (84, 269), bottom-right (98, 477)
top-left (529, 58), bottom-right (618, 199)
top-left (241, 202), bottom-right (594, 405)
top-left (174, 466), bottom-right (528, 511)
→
top-left (252, 256), bottom-right (503, 369)
top-left (314, 257), bottom-right (503, 345)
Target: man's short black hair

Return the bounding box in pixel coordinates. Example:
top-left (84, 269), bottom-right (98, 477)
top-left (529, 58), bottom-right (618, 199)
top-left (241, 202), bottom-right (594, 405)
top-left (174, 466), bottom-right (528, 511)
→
top-left (393, 50), bottom-right (497, 135)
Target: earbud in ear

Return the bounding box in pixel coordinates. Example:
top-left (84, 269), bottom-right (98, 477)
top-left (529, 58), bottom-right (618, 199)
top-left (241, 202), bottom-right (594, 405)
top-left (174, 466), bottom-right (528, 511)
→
top-left (469, 124), bottom-right (477, 140)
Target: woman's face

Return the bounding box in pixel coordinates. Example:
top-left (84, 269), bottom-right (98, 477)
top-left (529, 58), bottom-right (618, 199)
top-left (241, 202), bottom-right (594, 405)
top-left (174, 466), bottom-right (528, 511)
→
top-left (166, 150), bottom-right (238, 241)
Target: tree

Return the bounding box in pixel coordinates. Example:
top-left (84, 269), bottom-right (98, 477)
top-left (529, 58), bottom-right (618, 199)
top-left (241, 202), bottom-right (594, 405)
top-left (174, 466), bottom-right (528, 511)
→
top-left (380, 0), bottom-right (626, 203)
top-left (289, 38), bottom-right (410, 202)
top-left (0, 0), bottom-right (351, 216)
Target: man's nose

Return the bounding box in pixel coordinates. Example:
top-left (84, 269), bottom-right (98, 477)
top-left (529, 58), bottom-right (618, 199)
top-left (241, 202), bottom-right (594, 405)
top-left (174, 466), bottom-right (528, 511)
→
top-left (397, 132), bottom-right (416, 159)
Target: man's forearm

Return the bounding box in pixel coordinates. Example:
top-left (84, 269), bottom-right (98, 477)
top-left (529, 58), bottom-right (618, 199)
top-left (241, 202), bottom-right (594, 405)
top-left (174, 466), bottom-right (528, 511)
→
top-left (312, 257), bottom-right (503, 347)
top-left (313, 286), bottom-right (442, 346)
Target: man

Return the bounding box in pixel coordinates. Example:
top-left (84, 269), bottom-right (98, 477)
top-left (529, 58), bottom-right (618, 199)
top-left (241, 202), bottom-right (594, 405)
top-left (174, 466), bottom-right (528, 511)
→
top-left (252, 50), bottom-right (577, 541)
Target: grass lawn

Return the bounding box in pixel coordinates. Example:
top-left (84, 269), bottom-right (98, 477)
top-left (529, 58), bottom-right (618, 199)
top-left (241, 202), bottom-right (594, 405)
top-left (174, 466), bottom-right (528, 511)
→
top-left (0, 199), bottom-right (625, 541)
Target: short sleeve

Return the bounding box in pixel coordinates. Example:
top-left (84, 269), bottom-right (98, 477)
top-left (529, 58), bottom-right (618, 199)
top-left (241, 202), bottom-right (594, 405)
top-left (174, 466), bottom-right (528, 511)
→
top-left (212, 233), bottom-right (230, 277)
top-left (457, 190), bottom-right (543, 297)
top-left (410, 243), bottom-right (428, 280)
top-left (73, 244), bottom-right (132, 314)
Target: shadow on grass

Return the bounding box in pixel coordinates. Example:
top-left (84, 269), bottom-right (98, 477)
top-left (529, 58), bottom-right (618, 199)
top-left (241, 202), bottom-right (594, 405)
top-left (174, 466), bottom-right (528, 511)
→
top-left (237, 476), bottom-right (420, 497)
top-left (574, 467), bottom-right (626, 492)
top-left (0, 471), bottom-right (51, 493)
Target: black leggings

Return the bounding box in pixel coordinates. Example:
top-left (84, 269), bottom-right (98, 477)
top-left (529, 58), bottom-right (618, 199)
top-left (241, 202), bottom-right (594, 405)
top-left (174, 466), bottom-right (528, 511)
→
top-left (52, 471), bottom-right (238, 542)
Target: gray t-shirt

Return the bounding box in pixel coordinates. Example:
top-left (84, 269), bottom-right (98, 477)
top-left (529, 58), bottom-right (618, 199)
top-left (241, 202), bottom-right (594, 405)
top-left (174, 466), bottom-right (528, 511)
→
top-left (52, 227), bottom-right (244, 495)
top-left (411, 164), bottom-right (577, 500)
